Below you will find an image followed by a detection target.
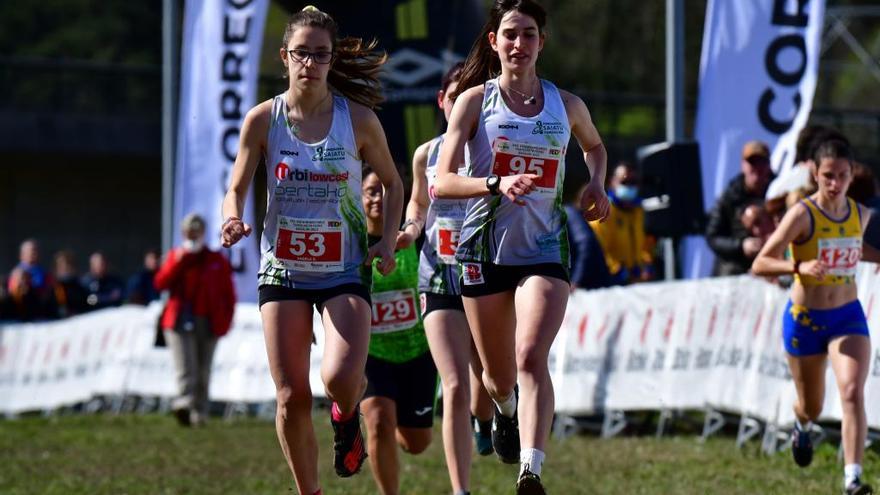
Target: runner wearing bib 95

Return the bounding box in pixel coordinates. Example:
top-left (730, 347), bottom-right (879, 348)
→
top-left (752, 138), bottom-right (880, 495)
top-left (432, 1), bottom-right (610, 493)
top-left (360, 166), bottom-right (438, 495)
top-left (220, 7), bottom-right (403, 495)
top-left (395, 62), bottom-right (496, 495)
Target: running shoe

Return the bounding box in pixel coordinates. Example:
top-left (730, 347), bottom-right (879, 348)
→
top-left (791, 425), bottom-right (813, 467)
top-left (845, 477), bottom-right (874, 495)
top-left (331, 404), bottom-right (367, 477)
top-left (473, 416), bottom-right (494, 456)
top-left (516, 468), bottom-right (546, 495)
top-left (492, 388), bottom-right (520, 464)
top-left (172, 407), bottom-right (191, 427)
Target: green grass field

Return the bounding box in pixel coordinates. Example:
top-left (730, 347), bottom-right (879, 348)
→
top-left (0, 411), bottom-right (876, 494)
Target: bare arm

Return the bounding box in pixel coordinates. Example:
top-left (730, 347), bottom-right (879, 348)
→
top-left (433, 86), bottom-right (537, 204)
top-left (220, 100), bottom-right (270, 247)
top-left (751, 203), bottom-right (814, 277)
top-left (563, 90), bottom-right (610, 222)
top-left (353, 104), bottom-right (404, 275)
top-left (396, 141), bottom-right (431, 249)
top-left (858, 204), bottom-right (880, 263)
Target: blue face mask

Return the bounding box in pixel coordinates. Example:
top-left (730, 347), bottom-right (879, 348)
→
top-left (615, 184), bottom-right (639, 202)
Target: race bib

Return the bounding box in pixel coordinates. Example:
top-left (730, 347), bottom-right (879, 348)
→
top-left (491, 139), bottom-right (561, 191)
top-left (462, 262), bottom-right (485, 285)
top-left (436, 217), bottom-right (463, 265)
top-left (273, 216), bottom-right (344, 272)
top-left (817, 237), bottom-right (861, 276)
top-left (370, 289), bottom-right (419, 334)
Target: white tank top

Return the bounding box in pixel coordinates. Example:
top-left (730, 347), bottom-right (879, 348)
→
top-left (418, 134), bottom-right (469, 295)
top-left (457, 78), bottom-right (571, 266)
top-left (258, 93), bottom-right (370, 289)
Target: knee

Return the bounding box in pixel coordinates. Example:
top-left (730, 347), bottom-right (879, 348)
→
top-left (516, 342), bottom-right (547, 376)
top-left (275, 384), bottom-right (311, 418)
top-left (399, 430), bottom-right (432, 454)
top-left (441, 377), bottom-right (469, 407)
top-left (840, 382), bottom-right (865, 409)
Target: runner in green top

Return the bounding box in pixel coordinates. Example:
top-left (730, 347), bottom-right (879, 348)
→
top-left (367, 237), bottom-right (429, 362)
top-left (360, 167), bottom-right (439, 495)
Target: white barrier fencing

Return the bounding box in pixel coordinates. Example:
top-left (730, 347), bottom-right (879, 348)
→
top-left (4, 265), bottom-right (880, 432)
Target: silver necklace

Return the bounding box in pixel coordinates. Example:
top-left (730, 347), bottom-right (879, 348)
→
top-left (503, 82), bottom-right (538, 105)
top-left (286, 90), bottom-right (331, 135)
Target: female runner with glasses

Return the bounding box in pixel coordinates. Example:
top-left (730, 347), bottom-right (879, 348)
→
top-left (220, 6), bottom-right (403, 495)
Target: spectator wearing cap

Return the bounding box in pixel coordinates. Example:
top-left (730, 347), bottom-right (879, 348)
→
top-left (706, 140), bottom-right (775, 276)
top-left (154, 213), bottom-right (236, 427)
top-left (80, 252), bottom-right (125, 311)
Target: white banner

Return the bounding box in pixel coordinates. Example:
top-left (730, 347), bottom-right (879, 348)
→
top-left (174, 0), bottom-right (269, 302)
top-left (8, 266), bottom-right (880, 431)
top-left (685, 0), bottom-right (826, 278)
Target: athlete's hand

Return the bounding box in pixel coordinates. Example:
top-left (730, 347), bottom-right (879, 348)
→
top-left (365, 238), bottom-right (397, 275)
top-left (395, 227), bottom-right (418, 250)
top-left (798, 259), bottom-right (828, 280)
top-left (580, 181), bottom-right (610, 222)
top-left (742, 237), bottom-right (764, 258)
top-left (221, 217), bottom-right (252, 248)
top-left (499, 174), bottom-right (539, 205)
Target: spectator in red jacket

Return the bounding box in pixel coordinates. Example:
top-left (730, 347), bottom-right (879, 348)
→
top-left (154, 213), bottom-right (236, 427)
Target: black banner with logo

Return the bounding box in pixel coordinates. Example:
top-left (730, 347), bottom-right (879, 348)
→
top-left (277, 0), bottom-right (485, 166)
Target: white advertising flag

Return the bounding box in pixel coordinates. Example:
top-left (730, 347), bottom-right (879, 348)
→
top-left (174, 0), bottom-right (269, 301)
top-left (686, 0), bottom-right (826, 278)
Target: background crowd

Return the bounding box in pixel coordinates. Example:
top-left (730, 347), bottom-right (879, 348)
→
top-left (0, 239), bottom-right (160, 322)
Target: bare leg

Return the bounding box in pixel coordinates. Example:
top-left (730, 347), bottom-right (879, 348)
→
top-left (513, 275), bottom-right (569, 451)
top-left (470, 341), bottom-right (494, 422)
top-left (362, 396), bottom-right (400, 495)
top-left (425, 309), bottom-right (477, 493)
top-left (320, 294), bottom-right (372, 414)
top-left (396, 426), bottom-right (432, 454)
top-left (261, 300), bottom-right (319, 494)
top-left (462, 291), bottom-right (517, 402)
top-left (828, 335), bottom-right (871, 465)
top-left (786, 353), bottom-right (828, 424)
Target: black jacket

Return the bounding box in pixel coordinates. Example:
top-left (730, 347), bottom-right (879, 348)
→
top-left (705, 174), bottom-right (769, 276)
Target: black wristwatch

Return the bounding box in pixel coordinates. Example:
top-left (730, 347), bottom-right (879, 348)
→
top-left (486, 174), bottom-right (501, 196)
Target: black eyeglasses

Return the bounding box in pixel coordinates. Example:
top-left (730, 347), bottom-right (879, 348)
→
top-left (287, 49), bottom-right (333, 65)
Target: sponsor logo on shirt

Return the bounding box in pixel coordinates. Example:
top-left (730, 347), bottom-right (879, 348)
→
top-left (273, 164), bottom-right (350, 201)
top-left (280, 149), bottom-right (299, 156)
top-left (274, 163), bottom-right (350, 183)
top-left (311, 146), bottom-right (347, 162)
top-left (532, 120), bottom-right (565, 135)
top-left (498, 123), bottom-right (519, 130)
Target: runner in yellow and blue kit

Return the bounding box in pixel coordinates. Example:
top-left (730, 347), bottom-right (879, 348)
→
top-left (753, 137), bottom-right (880, 495)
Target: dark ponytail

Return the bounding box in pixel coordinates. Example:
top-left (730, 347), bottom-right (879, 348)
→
top-left (451, 0), bottom-right (547, 101)
top-left (282, 7), bottom-right (387, 109)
